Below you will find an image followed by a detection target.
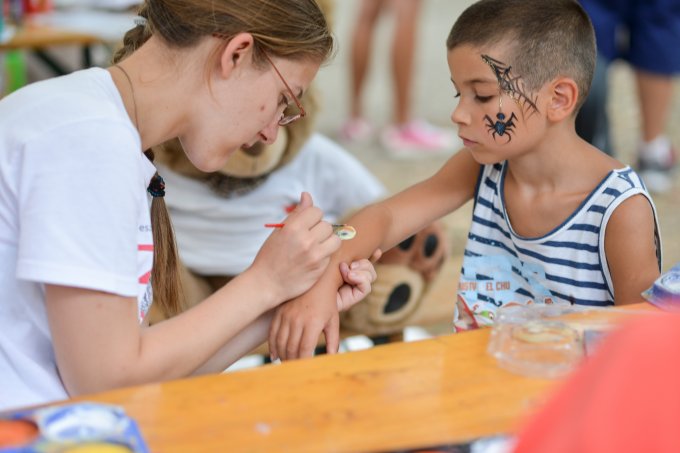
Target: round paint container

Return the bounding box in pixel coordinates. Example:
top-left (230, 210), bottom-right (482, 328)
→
top-left (333, 224), bottom-right (356, 240)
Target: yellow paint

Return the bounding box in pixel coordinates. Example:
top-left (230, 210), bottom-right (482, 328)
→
top-left (61, 443), bottom-right (133, 453)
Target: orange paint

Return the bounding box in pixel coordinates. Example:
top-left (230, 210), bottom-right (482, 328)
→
top-left (0, 419), bottom-right (39, 448)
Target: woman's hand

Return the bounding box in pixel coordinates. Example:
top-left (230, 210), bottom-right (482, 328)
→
top-left (247, 192), bottom-right (341, 306)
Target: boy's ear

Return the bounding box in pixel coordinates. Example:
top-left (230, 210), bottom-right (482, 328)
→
top-left (218, 33), bottom-right (255, 78)
top-left (546, 77), bottom-right (579, 122)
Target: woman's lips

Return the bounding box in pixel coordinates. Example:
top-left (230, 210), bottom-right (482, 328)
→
top-left (241, 142), bottom-right (265, 156)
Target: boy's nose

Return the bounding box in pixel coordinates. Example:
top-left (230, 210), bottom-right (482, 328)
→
top-left (450, 103), bottom-right (470, 126)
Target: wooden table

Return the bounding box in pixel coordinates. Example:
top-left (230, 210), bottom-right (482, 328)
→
top-left (65, 327), bottom-right (558, 453)
top-left (0, 10), bottom-right (135, 75)
top-left (0, 24), bottom-right (100, 51)
top-left (25, 302), bottom-right (653, 452)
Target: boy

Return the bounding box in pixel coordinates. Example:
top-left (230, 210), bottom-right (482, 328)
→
top-left (268, 0), bottom-right (661, 360)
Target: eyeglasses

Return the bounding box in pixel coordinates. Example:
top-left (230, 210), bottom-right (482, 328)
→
top-left (262, 53), bottom-right (306, 126)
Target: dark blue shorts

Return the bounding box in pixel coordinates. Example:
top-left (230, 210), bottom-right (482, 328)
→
top-left (581, 0), bottom-right (680, 74)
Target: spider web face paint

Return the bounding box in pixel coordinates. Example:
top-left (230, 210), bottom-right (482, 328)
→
top-left (481, 54), bottom-right (539, 118)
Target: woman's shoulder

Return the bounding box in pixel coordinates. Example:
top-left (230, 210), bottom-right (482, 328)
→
top-left (1, 68), bottom-right (135, 144)
top-left (2, 68), bottom-right (126, 124)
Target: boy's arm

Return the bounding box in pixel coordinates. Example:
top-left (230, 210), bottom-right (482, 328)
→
top-left (269, 149), bottom-right (481, 360)
top-left (604, 193), bottom-right (660, 305)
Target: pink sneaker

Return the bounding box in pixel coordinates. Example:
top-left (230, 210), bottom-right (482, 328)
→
top-left (380, 120), bottom-right (459, 159)
top-left (636, 135), bottom-right (677, 194)
top-left (338, 118), bottom-right (373, 143)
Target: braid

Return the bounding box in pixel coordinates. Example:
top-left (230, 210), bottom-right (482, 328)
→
top-left (143, 150), bottom-right (185, 319)
top-left (111, 5), bottom-right (188, 320)
top-left (112, 4), bottom-right (152, 64)
top-left (111, 6), bottom-right (187, 319)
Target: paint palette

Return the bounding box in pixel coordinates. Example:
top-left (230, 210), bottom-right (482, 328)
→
top-left (332, 224), bottom-right (356, 240)
top-left (0, 402), bottom-right (149, 453)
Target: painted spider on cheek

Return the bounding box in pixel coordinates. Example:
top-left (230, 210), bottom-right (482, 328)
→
top-left (484, 111), bottom-right (518, 143)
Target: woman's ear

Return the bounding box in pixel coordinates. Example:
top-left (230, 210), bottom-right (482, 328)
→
top-left (218, 33), bottom-right (255, 78)
top-left (546, 77), bottom-right (579, 122)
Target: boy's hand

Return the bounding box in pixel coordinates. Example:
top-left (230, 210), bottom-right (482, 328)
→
top-left (336, 257), bottom-right (379, 312)
top-left (268, 287), bottom-right (338, 361)
top-left (268, 255), bottom-right (379, 361)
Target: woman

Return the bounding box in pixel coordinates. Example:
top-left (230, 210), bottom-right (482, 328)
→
top-left (0, 0), bottom-right (376, 411)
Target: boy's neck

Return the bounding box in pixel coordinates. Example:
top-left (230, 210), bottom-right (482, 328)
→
top-left (505, 126), bottom-right (608, 192)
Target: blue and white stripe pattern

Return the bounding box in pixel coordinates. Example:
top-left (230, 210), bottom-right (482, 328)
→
top-left (455, 162), bottom-right (661, 330)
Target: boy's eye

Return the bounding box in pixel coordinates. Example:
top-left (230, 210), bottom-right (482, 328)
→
top-left (475, 95), bottom-right (493, 103)
top-left (454, 92), bottom-right (461, 99)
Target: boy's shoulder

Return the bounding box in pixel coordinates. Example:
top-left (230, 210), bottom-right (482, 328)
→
top-left (580, 148), bottom-right (644, 188)
top-left (573, 149), bottom-right (646, 197)
top-left (560, 144), bottom-right (641, 191)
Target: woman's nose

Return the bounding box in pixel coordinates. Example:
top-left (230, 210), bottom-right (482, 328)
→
top-left (260, 118), bottom-right (280, 145)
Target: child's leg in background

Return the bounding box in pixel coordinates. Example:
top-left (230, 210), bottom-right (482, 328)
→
top-left (628, 0), bottom-right (679, 192)
top-left (341, 0), bottom-right (385, 142)
top-left (390, 0), bottom-right (422, 126)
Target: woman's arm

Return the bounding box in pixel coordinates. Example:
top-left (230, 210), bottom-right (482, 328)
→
top-left (46, 267), bottom-right (280, 396)
top-left (47, 255), bottom-right (379, 396)
top-left (191, 310), bottom-right (275, 375)
top-left (46, 192), bottom-right (342, 396)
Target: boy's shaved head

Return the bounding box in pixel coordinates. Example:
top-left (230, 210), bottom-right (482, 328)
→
top-left (446, 0), bottom-right (596, 110)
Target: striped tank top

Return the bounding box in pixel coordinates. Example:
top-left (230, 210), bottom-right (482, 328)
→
top-left (455, 162), bottom-right (661, 331)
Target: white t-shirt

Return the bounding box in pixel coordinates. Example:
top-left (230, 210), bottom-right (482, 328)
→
top-left (0, 68), bottom-right (157, 411)
top-left (158, 133), bottom-right (387, 276)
